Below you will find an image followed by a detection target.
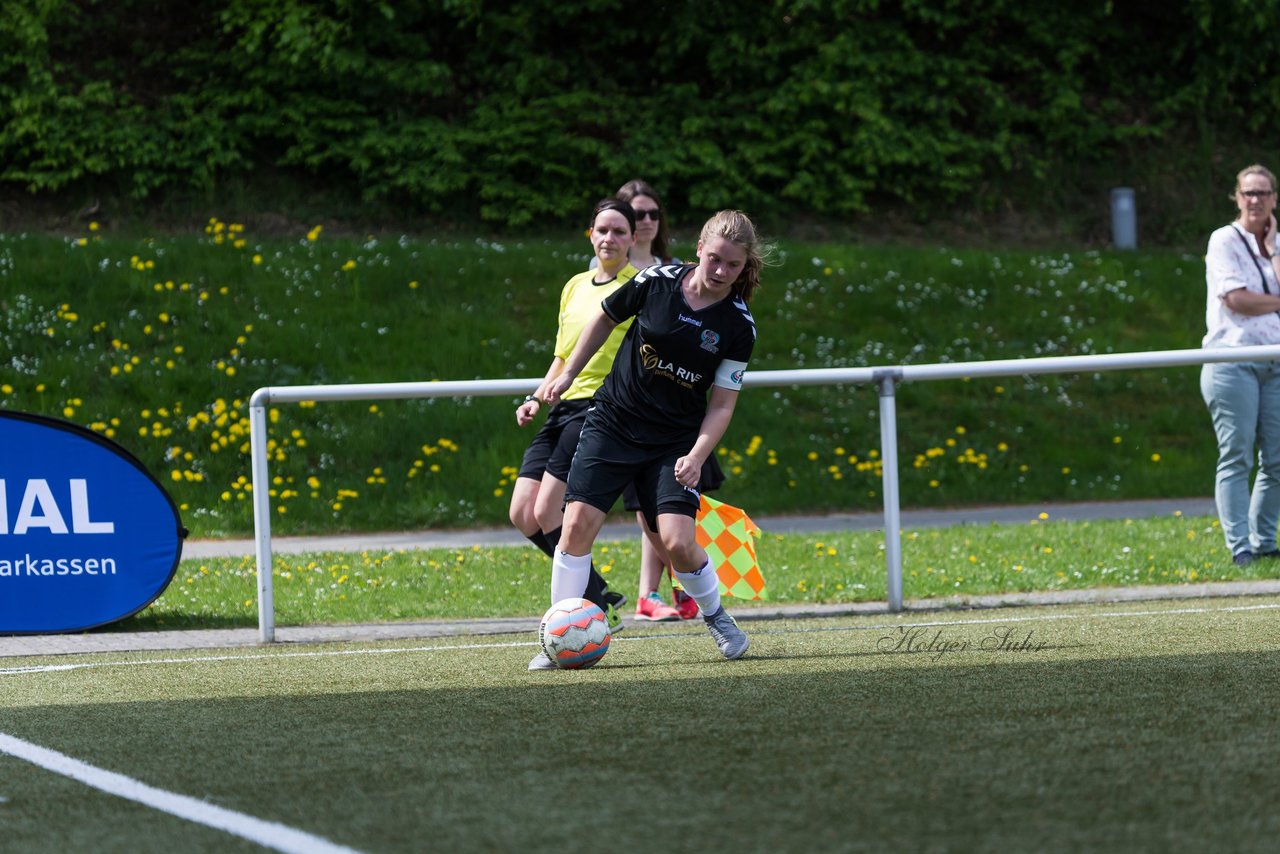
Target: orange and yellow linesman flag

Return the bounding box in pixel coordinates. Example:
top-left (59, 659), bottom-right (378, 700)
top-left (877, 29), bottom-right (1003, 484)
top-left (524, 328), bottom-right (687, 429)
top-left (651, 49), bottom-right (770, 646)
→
top-left (695, 495), bottom-right (767, 600)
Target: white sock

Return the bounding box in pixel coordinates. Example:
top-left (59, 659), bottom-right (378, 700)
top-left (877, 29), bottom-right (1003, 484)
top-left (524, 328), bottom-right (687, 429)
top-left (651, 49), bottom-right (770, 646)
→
top-left (672, 559), bottom-right (721, 617)
top-left (550, 550), bottom-right (592, 604)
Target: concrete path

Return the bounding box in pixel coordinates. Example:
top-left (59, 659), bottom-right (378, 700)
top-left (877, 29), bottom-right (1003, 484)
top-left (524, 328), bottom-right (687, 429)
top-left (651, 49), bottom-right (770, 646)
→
top-left (0, 496), bottom-right (1236, 660)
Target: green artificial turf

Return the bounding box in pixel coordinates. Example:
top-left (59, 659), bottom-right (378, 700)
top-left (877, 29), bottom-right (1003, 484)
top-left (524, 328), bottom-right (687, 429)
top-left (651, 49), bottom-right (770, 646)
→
top-left (2, 598), bottom-right (1278, 852)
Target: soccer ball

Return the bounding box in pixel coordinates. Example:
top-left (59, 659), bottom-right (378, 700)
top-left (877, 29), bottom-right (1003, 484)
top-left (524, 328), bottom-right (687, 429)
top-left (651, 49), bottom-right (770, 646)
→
top-left (539, 597), bottom-right (611, 669)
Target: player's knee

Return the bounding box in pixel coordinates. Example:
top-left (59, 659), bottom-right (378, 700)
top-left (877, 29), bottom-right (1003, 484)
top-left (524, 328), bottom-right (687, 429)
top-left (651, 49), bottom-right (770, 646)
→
top-left (533, 504), bottom-right (560, 534)
top-left (663, 538), bottom-right (702, 573)
top-left (508, 500), bottom-right (537, 535)
top-left (559, 501), bottom-right (607, 554)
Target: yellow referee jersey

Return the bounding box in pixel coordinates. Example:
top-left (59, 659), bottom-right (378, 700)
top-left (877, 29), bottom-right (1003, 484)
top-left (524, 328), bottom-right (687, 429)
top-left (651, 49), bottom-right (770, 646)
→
top-left (555, 263), bottom-right (638, 400)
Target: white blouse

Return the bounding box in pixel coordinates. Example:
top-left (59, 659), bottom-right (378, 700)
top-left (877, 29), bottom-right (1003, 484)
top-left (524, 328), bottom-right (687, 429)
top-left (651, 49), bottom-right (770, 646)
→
top-left (1204, 223), bottom-right (1280, 347)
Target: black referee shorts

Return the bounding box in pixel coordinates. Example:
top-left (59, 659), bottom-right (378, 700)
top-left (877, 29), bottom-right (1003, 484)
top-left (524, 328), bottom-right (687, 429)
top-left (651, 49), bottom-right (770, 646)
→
top-left (565, 415), bottom-right (700, 531)
top-left (516, 399), bottom-right (590, 482)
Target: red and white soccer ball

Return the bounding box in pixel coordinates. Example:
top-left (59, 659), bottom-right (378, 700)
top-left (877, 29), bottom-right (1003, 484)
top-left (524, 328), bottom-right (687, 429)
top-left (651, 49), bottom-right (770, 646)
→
top-left (539, 597), bottom-right (611, 669)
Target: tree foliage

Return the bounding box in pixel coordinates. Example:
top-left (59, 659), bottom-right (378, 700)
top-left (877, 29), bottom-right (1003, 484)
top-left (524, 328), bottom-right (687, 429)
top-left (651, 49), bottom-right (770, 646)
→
top-left (2, 0), bottom-right (1278, 230)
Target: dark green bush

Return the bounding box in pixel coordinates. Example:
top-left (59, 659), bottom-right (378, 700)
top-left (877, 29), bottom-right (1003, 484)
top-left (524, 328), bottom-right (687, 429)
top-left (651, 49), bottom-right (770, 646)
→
top-left (2, 0), bottom-right (1279, 237)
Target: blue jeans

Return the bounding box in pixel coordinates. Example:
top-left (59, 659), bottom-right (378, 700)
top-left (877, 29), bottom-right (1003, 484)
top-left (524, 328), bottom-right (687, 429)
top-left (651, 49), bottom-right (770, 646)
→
top-left (1200, 361), bottom-right (1280, 554)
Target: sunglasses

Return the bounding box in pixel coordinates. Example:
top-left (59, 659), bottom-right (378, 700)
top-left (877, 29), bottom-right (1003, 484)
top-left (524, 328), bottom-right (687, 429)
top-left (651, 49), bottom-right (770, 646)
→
top-left (633, 209), bottom-right (661, 221)
top-left (1240, 190), bottom-right (1275, 200)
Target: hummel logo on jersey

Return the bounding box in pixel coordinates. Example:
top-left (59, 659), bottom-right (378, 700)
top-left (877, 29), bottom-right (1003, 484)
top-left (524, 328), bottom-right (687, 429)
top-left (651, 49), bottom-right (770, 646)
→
top-left (678, 313), bottom-right (703, 327)
top-left (700, 329), bottom-right (720, 353)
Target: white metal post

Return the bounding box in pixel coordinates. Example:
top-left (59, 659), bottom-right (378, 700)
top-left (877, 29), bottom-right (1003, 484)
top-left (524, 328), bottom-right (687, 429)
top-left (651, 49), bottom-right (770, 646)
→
top-left (876, 371), bottom-right (904, 612)
top-left (249, 392), bottom-right (275, 642)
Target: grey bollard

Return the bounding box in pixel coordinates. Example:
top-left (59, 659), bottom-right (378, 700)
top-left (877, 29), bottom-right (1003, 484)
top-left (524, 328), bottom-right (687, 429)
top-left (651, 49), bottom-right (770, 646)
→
top-left (1110, 187), bottom-right (1136, 249)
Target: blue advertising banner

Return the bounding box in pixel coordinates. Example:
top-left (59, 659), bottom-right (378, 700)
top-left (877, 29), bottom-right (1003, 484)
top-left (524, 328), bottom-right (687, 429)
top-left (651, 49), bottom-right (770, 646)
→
top-left (0, 411), bottom-right (185, 634)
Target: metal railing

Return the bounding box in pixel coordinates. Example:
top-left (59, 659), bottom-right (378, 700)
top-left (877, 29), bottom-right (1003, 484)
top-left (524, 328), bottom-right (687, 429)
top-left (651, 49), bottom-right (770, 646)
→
top-left (248, 344), bottom-right (1280, 641)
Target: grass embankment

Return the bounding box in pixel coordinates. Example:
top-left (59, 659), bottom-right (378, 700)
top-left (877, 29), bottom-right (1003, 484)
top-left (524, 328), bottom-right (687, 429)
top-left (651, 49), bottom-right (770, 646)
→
top-left (1, 224), bottom-right (1215, 540)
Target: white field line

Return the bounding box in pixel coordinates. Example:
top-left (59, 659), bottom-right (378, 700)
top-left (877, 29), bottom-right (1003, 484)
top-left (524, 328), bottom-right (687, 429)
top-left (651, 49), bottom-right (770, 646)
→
top-left (2, 601), bottom-right (1276, 678)
top-left (0, 732), bottom-right (363, 854)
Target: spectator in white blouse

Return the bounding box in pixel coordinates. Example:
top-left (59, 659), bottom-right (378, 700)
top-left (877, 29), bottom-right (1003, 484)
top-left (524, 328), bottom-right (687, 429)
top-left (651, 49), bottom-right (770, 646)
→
top-left (1201, 164), bottom-right (1280, 565)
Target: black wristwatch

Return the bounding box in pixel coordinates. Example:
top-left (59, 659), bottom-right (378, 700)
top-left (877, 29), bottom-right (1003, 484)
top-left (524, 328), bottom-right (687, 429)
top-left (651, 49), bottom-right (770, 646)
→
top-left (524, 394), bottom-right (542, 405)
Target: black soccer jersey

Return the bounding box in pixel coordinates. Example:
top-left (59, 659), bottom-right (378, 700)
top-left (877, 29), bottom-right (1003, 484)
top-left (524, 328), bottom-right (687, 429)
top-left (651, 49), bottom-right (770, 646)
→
top-left (594, 263), bottom-right (756, 446)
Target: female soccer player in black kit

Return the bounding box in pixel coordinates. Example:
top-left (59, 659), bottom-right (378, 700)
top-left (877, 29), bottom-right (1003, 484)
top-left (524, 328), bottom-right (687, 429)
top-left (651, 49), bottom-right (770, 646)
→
top-left (534, 210), bottom-right (767, 668)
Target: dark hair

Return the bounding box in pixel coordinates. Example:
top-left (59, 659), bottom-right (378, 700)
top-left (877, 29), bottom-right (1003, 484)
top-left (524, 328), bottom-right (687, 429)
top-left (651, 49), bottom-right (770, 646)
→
top-left (699, 210), bottom-right (773, 303)
top-left (591, 198), bottom-right (635, 234)
top-left (616, 179), bottom-right (670, 261)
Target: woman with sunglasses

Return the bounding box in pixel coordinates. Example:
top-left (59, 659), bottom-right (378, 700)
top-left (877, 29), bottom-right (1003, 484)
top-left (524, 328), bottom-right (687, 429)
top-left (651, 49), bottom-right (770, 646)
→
top-left (617, 178), bottom-right (674, 271)
top-left (510, 199), bottom-right (639, 632)
top-left (1201, 164), bottom-right (1280, 566)
top-left (533, 210), bottom-right (767, 669)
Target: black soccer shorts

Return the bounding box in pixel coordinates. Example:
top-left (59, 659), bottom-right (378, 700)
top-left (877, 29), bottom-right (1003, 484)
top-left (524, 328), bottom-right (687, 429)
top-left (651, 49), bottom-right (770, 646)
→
top-left (565, 414), bottom-right (700, 530)
top-left (516, 399), bottom-right (589, 482)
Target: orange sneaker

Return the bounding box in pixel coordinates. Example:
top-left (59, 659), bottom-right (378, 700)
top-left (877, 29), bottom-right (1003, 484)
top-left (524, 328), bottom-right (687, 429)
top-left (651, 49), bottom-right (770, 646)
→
top-left (672, 588), bottom-right (700, 620)
top-left (635, 592), bottom-right (681, 622)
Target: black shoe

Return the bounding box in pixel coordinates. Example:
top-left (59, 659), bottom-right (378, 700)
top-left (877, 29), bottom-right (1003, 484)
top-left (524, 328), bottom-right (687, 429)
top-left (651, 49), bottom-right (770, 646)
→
top-left (1233, 551), bottom-right (1256, 566)
top-left (602, 589), bottom-right (628, 609)
top-left (1253, 549), bottom-right (1280, 559)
